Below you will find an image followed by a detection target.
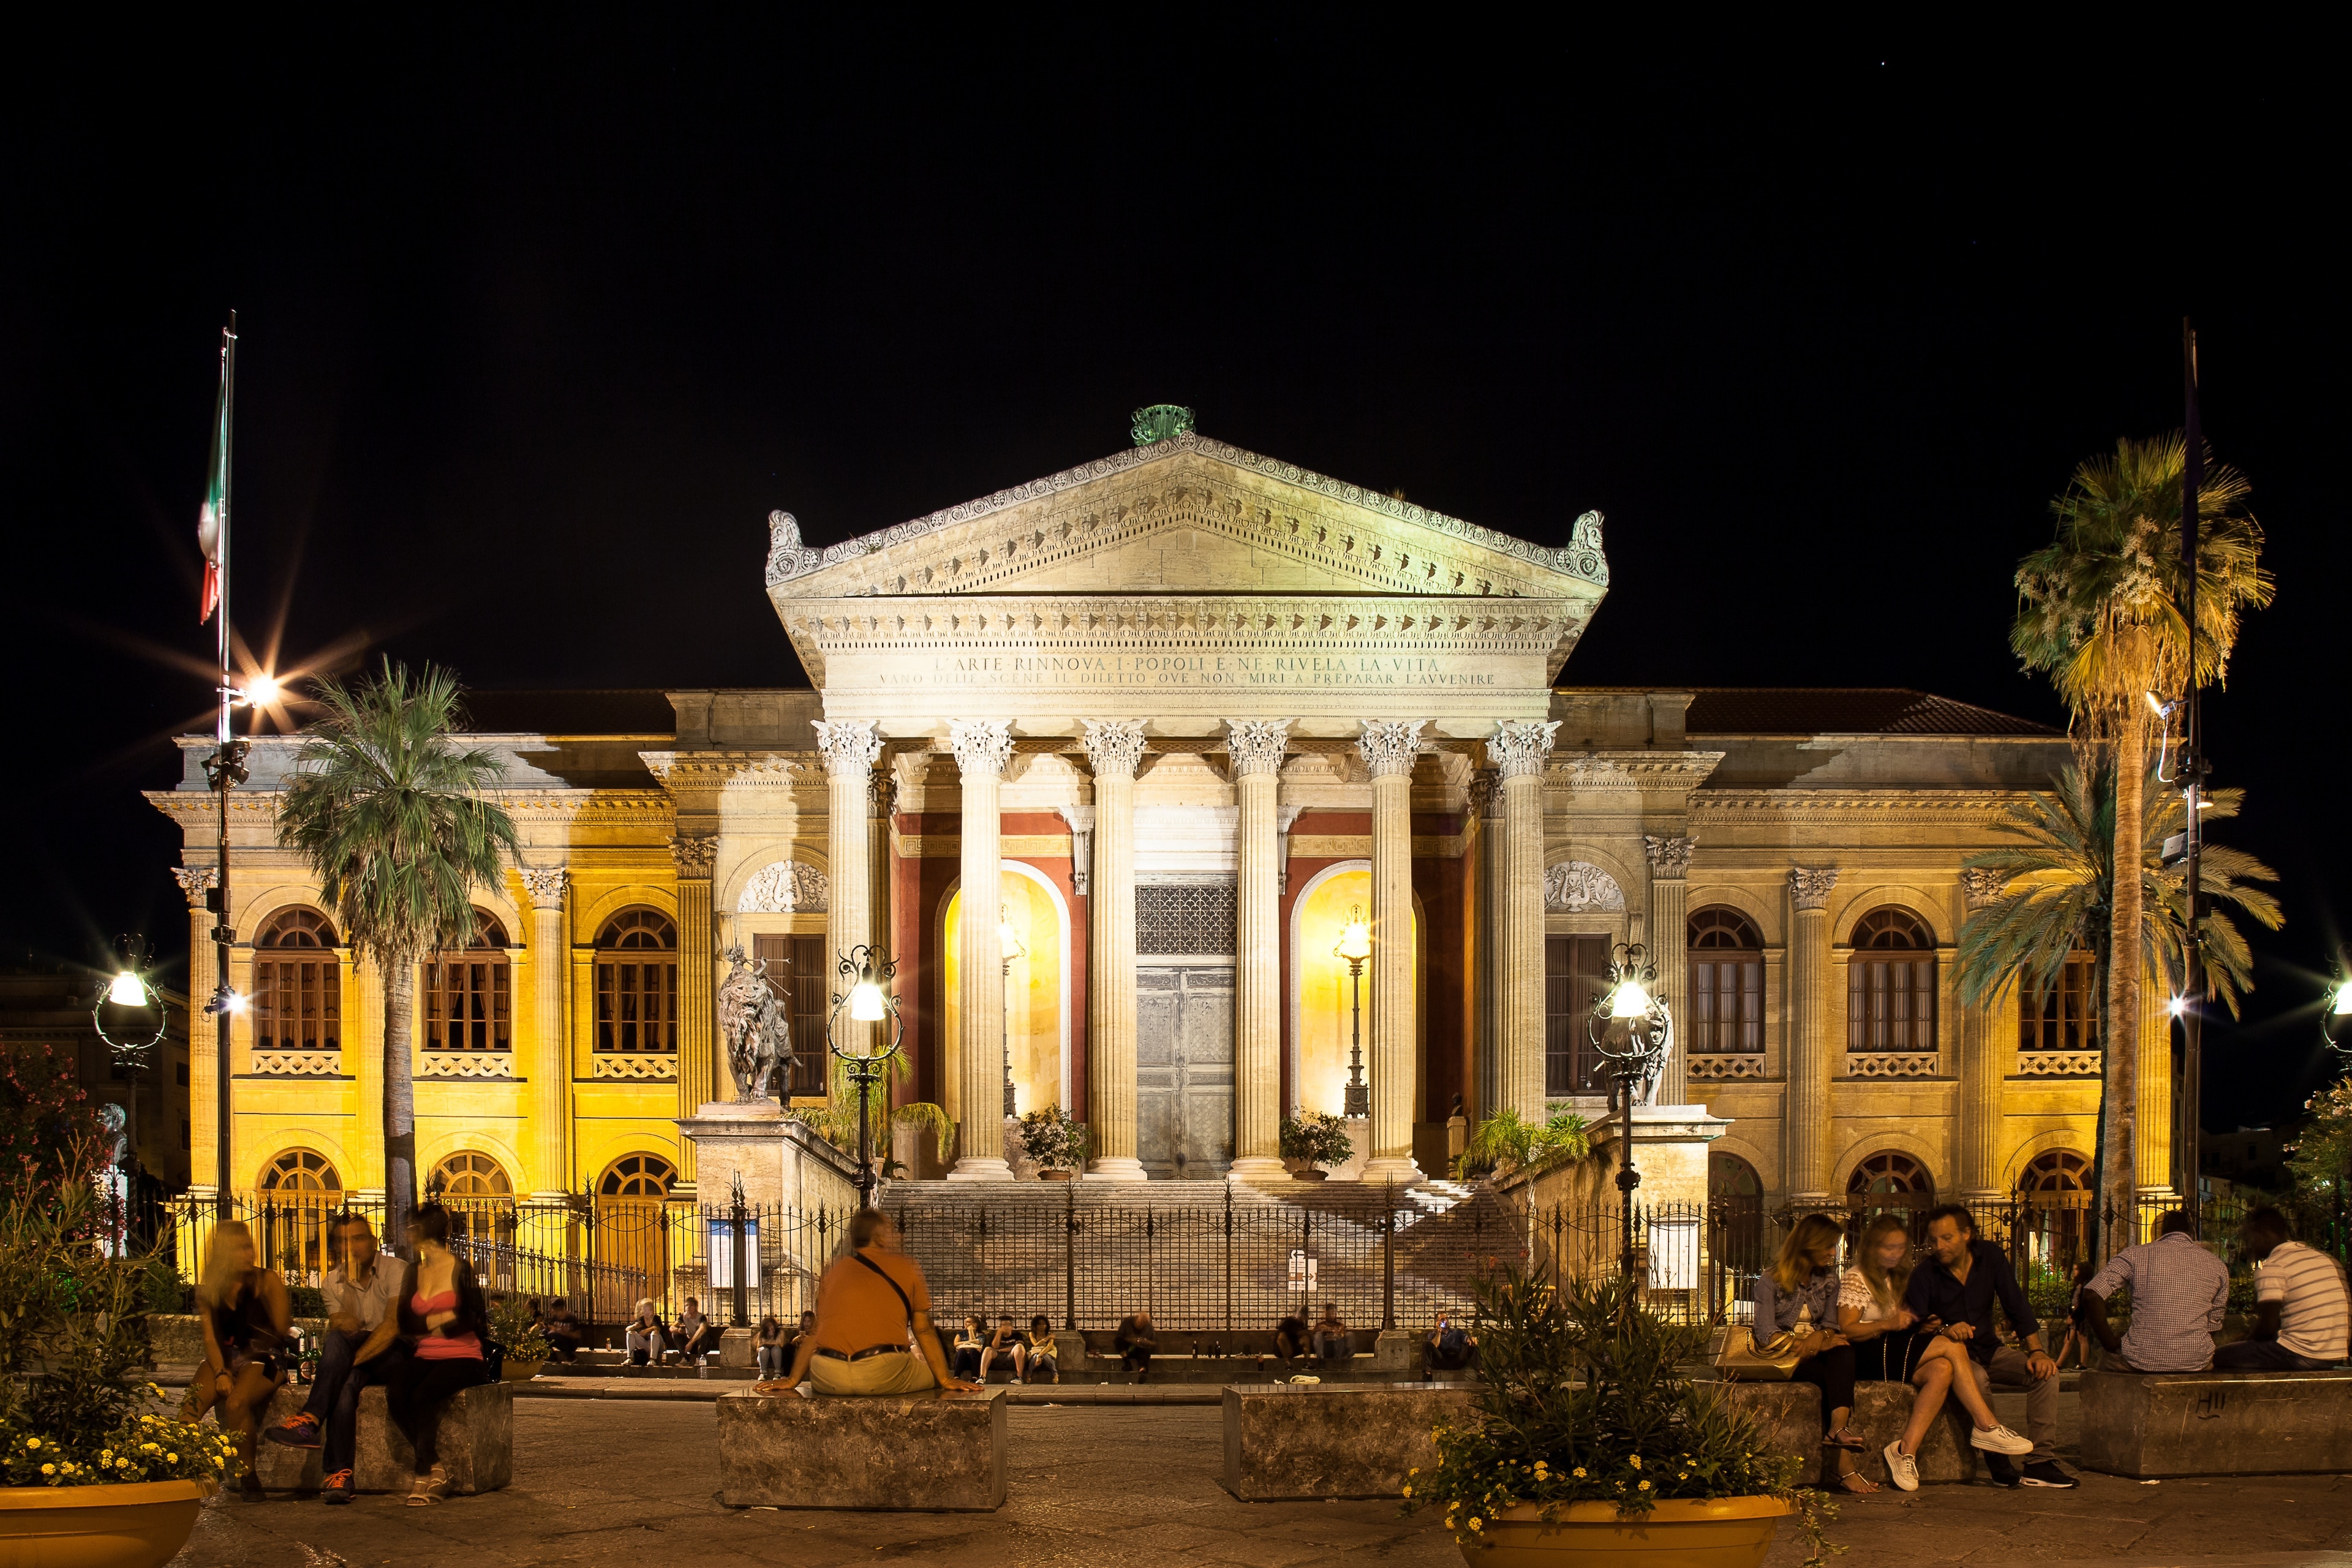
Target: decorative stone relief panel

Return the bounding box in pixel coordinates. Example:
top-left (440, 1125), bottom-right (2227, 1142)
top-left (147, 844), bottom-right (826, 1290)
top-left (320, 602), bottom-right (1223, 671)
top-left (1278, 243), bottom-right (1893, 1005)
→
top-left (590, 1055), bottom-right (679, 1082)
top-left (1845, 1054), bottom-right (1940, 1079)
top-left (417, 1054), bottom-right (515, 1080)
top-left (737, 860), bottom-right (830, 914)
top-left (1544, 862), bottom-right (1626, 913)
top-left (249, 1051), bottom-right (340, 1077)
top-left (1687, 1055), bottom-right (1766, 1081)
top-left (1137, 884), bottom-right (1237, 956)
top-left (2016, 1051), bottom-right (2102, 1078)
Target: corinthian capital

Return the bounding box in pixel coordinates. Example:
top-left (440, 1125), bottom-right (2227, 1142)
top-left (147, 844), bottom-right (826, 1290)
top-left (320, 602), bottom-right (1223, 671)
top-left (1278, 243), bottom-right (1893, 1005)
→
top-left (948, 718), bottom-right (1016, 779)
top-left (1485, 719), bottom-right (1561, 780)
top-left (1467, 771), bottom-right (1504, 820)
top-left (1643, 834), bottom-right (1695, 879)
top-left (516, 866), bottom-right (567, 906)
top-left (1959, 867), bottom-right (2008, 910)
top-left (1080, 718), bottom-right (1148, 780)
top-left (171, 865), bottom-right (219, 908)
top-left (671, 834), bottom-right (718, 880)
top-left (812, 718), bottom-right (884, 778)
top-left (1224, 718), bottom-right (1293, 778)
top-left (1788, 866), bottom-right (1839, 911)
top-left (1356, 718), bottom-right (1429, 779)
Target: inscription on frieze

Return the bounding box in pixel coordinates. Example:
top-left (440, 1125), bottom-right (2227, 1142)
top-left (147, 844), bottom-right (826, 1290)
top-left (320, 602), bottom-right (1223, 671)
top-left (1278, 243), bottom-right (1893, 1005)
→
top-left (881, 651), bottom-right (1498, 692)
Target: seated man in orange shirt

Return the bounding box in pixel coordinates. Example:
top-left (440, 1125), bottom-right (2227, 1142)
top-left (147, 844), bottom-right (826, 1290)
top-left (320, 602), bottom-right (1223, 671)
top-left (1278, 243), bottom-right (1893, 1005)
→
top-left (782, 1209), bottom-right (976, 1396)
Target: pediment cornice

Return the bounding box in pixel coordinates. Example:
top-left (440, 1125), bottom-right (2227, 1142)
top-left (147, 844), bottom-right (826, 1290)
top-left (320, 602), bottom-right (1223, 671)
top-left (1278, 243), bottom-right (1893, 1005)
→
top-left (144, 788), bottom-right (676, 831)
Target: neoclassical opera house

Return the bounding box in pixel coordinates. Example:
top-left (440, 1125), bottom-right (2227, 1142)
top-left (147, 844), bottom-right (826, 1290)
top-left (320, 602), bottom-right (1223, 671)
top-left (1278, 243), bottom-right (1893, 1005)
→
top-left (152, 414), bottom-right (2146, 1228)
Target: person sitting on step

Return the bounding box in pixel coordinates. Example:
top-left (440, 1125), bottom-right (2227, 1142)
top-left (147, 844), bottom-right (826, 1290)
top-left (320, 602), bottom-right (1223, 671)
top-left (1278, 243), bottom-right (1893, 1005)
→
top-left (1424, 1312), bottom-right (1477, 1379)
top-left (980, 1316), bottom-right (1029, 1382)
top-left (1023, 1315), bottom-right (1060, 1384)
top-left (1257, 1314), bottom-right (1312, 1376)
top-left (1114, 1311), bottom-right (1157, 1381)
top-left (1312, 1303), bottom-right (1352, 1373)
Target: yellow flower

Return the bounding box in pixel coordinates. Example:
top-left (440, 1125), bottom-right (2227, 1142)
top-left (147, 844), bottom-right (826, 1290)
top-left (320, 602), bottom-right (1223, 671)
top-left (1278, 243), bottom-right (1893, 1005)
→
top-left (1638, 1480), bottom-right (1651, 1491)
top-left (1573, 1467), bottom-right (1586, 1478)
top-left (1409, 1468), bottom-right (1420, 1477)
top-left (167, 1454), bottom-right (179, 1464)
top-left (1629, 1455), bottom-right (1641, 1469)
top-left (116, 1458), bottom-right (130, 1468)
top-left (24, 1439), bottom-right (39, 1450)
top-left (1468, 1520), bottom-right (1483, 1532)
top-left (40, 1464), bottom-right (54, 1476)
top-left (1401, 1485), bottom-right (1412, 1498)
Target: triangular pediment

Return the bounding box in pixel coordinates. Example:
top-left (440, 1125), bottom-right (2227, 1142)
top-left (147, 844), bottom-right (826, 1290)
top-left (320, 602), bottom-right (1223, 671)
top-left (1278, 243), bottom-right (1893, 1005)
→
top-left (764, 430), bottom-right (1610, 604)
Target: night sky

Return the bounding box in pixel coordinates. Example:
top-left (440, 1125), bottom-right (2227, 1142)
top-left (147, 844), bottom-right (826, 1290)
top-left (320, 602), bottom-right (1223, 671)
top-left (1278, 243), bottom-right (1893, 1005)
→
top-left (5, 26), bottom-right (2343, 1134)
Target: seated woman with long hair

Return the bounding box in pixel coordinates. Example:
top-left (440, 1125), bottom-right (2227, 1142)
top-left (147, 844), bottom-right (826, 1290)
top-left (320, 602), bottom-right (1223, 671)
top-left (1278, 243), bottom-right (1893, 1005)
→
top-left (1754, 1212), bottom-right (1874, 1494)
top-left (184, 1218), bottom-right (290, 1500)
top-left (1841, 1213), bottom-right (2034, 1491)
top-left (383, 1203), bottom-right (495, 1505)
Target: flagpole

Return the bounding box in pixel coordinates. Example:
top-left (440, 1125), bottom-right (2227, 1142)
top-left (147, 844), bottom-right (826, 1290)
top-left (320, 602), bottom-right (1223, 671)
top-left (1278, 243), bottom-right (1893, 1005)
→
top-left (210, 312), bottom-right (243, 1220)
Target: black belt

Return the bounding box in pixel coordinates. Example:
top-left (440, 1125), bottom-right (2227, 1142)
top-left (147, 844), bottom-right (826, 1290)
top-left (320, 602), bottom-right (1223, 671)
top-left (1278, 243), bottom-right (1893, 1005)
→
top-left (813, 1344), bottom-right (908, 1362)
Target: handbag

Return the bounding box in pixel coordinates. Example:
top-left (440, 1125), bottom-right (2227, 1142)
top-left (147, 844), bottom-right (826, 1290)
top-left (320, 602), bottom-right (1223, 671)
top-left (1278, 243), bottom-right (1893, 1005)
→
top-left (1714, 1324), bottom-right (1807, 1381)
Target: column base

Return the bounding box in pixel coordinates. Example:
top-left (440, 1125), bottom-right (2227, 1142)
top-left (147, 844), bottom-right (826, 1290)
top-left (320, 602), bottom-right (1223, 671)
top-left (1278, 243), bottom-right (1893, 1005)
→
top-left (1087, 1156), bottom-right (1148, 1183)
top-left (1224, 1156), bottom-right (1289, 1184)
top-left (946, 1158), bottom-right (1015, 1182)
top-left (1358, 1156), bottom-right (1425, 1186)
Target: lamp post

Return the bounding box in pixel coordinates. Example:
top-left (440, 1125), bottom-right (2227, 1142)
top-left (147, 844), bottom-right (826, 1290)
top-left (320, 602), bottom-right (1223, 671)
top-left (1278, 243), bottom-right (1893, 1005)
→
top-left (1588, 942), bottom-right (1671, 1283)
top-left (91, 937), bottom-right (168, 1178)
top-left (1000, 905), bottom-right (1027, 1120)
top-left (2323, 974), bottom-right (2352, 1262)
top-left (826, 945), bottom-right (905, 1209)
top-left (1334, 906), bottom-right (1371, 1120)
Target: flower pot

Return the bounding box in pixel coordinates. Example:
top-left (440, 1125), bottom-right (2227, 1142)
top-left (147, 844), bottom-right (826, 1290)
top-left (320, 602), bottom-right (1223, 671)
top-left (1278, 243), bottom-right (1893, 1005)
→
top-left (1038, 1169), bottom-right (1074, 1182)
top-left (1461, 1496), bottom-right (1793, 1568)
top-left (1292, 1169), bottom-right (1329, 1182)
top-left (501, 1357), bottom-right (547, 1382)
top-left (0, 1478), bottom-right (216, 1568)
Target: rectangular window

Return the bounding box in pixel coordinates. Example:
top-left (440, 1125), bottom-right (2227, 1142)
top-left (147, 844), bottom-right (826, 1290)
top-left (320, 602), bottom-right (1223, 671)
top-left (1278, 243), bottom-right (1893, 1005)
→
top-left (1545, 935), bottom-right (1616, 1095)
top-left (1848, 957), bottom-right (1936, 1052)
top-left (754, 934), bottom-right (831, 1098)
top-left (254, 957), bottom-right (341, 1052)
top-left (1688, 955), bottom-right (1764, 1052)
top-left (597, 959), bottom-right (678, 1051)
top-left (2019, 956), bottom-right (2100, 1053)
top-left (423, 958), bottom-right (512, 1049)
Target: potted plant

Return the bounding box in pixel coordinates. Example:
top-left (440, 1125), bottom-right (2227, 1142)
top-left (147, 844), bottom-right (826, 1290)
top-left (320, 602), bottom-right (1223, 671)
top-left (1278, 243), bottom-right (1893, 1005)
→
top-left (1403, 1265), bottom-right (1832, 1567)
top-left (1, 1147), bottom-right (240, 1567)
top-left (1017, 1107), bottom-right (1088, 1179)
top-left (489, 1295), bottom-right (552, 1381)
top-left (1280, 1110), bottom-right (1356, 1180)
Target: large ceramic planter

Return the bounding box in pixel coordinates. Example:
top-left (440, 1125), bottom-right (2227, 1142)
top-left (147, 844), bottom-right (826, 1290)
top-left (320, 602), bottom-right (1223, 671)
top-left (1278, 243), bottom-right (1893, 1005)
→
top-left (0, 1478), bottom-right (216, 1568)
top-left (1038, 1169), bottom-right (1074, 1182)
top-left (500, 1357), bottom-right (547, 1382)
top-left (1292, 1169), bottom-right (1329, 1182)
top-left (1460, 1496), bottom-right (1792, 1568)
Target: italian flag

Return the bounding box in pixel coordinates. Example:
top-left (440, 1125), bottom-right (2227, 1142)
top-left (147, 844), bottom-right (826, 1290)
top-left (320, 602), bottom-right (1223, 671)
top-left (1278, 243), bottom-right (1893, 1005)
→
top-left (197, 351), bottom-right (229, 624)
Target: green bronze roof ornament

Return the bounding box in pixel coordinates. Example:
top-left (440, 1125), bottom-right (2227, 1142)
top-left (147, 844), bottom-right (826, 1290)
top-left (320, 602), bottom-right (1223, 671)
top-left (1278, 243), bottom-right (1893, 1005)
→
top-left (1130, 404), bottom-right (1195, 445)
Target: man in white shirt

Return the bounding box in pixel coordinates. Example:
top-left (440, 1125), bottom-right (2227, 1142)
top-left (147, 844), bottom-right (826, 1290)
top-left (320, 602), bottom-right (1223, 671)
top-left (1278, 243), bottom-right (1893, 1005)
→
top-left (263, 1212), bottom-right (409, 1502)
top-left (2215, 1207), bottom-right (2348, 1371)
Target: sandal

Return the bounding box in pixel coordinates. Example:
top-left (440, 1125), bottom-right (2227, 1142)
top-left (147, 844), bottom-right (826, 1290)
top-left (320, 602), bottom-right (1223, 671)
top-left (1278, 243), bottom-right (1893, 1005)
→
top-left (1821, 1428), bottom-right (1868, 1452)
top-left (1830, 1468), bottom-right (1879, 1494)
top-left (405, 1470), bottom-right (450, 1507)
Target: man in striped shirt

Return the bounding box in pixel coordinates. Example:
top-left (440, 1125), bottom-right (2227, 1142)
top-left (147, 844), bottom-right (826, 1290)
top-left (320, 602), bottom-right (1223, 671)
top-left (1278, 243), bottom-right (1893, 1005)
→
top-left (2083, 1210), bottom-right (2230, 1372)
top-left (2215, 1207), bottom-right (2348, 1371)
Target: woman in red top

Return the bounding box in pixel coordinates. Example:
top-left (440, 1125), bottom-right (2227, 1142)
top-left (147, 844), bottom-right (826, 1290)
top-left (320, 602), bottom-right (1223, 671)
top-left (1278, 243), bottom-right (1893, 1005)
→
top-left (385, 1204), bottom-right (494, 1504)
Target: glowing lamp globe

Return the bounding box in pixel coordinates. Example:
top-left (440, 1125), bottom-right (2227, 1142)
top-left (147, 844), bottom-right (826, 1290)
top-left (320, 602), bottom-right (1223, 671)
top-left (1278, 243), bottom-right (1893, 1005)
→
top-left (246, 673), bottom-right (281, 707)
top-left (1333, 907), bottom-right (1372, 965)
top-left (108, 971), bottom-right (148, 1007)
top-left (2335, 980), bottom-right (2352, 1017)
top-left (1609, 977), bottom-right (1653, 1020)
top-left (849, 979), bottom-right (886, 1023)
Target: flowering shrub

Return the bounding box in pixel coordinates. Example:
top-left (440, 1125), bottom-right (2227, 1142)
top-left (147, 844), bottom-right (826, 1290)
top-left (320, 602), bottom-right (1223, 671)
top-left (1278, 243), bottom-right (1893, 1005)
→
top-left (1399, 1267), bottom-right (1834, 1567)
top-left (489, 1295), bottom-right (551, 1363)
top-left (1016, 1107), bottom-right (1089, 1171)
top-left (1, 1401), bottom-right (241, 1488)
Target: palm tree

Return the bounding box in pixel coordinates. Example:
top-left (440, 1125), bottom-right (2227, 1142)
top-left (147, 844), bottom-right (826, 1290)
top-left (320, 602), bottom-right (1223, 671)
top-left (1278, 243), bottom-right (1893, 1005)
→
top-left (2009, 434), bottom-right (2271, 1243)
top-left (1959, 762), bottom-right (2282, 1238)
top-left (276, 662), bottom-right (517, 1240)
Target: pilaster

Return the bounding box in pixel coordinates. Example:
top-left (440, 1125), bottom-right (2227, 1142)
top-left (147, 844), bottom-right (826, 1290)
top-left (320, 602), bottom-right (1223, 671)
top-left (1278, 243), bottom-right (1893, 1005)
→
top-left (2136, 963), bottom-right (2177, 1198)
top-left (1469, 774), bottom-right (1506, 1125)
top-left (519, 866), bottom-right (571, 1197)
top-left (947, 719), bottom-right (1014, 1181)
top-left (672, 834), bottom-right (717, 1190)
top-left (1958, 871), bottom-right (2006, 1204)
top-left (1787, 866), bottom-right (1837, 1205)
top-left (1227, 717), bottom-right (1292, 1180)
top-left (1643, 834), bottom-right (1693, 1107)
top-left (815, 719), bottom-right (884, 1095)
top-left (173, 867), bottom-right (220, 1196)
top-left (1082, 719), bottom-right (1147, 1181)
top-left (1359, 718), bottom-right (1428, 1184)
top-left (1490, 720), bottom-right (1559, 1123)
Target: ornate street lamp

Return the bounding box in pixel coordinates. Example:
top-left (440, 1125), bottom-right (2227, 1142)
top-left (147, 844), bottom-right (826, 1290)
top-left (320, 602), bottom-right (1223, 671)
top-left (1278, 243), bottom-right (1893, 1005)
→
top-left (1588, 941), bottom-right (1671, 1283)
top-left (826, 945), bottom-right (905, 1210)
top-left (91, 937), bottom-right (168, 1175)
top-left (2323, 971), bottom-right (2352, 1056)
top-left (999, 905), bottom-right (1027, 1119)
top-left (1333, 906), bottom-right (1372, 1119)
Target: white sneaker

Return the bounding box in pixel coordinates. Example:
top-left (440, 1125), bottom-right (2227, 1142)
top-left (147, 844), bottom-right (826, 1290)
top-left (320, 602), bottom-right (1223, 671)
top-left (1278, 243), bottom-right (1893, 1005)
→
top-left (1970, 1423), bottom-right (2035, 1456)
top-left (1883, 1440), bottom-right (1920, 1492)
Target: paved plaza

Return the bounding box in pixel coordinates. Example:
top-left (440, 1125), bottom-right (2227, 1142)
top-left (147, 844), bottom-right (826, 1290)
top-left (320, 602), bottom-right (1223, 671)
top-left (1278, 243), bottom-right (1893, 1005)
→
top-left (164, 1398), bottom-right (2352, 1568)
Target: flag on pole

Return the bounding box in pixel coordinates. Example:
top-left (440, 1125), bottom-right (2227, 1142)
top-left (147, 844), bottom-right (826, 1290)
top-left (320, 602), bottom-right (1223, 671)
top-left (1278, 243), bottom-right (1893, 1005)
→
top-left (197, 344), bottom-right (230, 624)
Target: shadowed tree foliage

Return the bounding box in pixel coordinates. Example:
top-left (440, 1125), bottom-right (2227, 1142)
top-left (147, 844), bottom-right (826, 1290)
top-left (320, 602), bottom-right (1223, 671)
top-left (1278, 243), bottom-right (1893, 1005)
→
top-left (2010, 434), bottom-right (2271, 1247)
top-left (274, 662), bottom-right (516, 1240)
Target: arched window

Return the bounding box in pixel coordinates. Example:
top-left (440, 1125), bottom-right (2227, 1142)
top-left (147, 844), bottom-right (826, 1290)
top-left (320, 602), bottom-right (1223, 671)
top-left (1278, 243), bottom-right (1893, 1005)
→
top-left (1708, 1153), bottom-right (1766, 1295)
top-left (598, 1152), bottom-right (676, 1197)
top-left (1847, 908), bottom-right (1937, 1053)
top-left (2018, 1150), bottom-right (2089, 1193)
top-left (2019, 951), bottom-right (2100, 1053)
top-left (1687, 907), bottom-right (1764, 1054)
top-left (431, 1150), bottom-right (512, 1197)
top-left (423, 910), bottom-right (512, 1051)
top-left (255, 908), bottom-right (342, 1054)
top-left (1847, 1151), bottom-right (1934, 1208)
top-left (2015, 1149), bottom-right (2092, 1266)
top-left (594, 1152), bottom-right (676, 1321)
top-left (260, 1148), bottom-right (341, 1193)
top-left (595, 909), bottom-right (678, 1052)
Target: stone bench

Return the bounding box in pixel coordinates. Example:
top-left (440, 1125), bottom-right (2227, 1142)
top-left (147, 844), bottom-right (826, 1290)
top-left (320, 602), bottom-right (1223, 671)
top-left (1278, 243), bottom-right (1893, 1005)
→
top-left (149, 1313), bottom-right (326, 1367)
top-left (716, 1385), bottom-right (1007, 1511)
top-left (1222, 1382), bottom-right (1480, 1500)
top-left (249, 1381), bottom-right (514, 1494)
top-left (1705, 1378), bottom-right (1980, 1485)
top-left (1063, 1327), bottom-right (1423, 1383)
top-left (2079, 1366), bottom-right (2352, 1478)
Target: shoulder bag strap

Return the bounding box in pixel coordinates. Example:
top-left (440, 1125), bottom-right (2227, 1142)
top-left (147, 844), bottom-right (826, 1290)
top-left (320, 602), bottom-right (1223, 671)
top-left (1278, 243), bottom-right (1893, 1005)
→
top-left (851, 1250), bottom-right (918, 1332)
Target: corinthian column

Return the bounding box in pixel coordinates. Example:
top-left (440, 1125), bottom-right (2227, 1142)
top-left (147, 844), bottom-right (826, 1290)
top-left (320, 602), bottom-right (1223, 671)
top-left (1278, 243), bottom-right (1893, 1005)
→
top-left (815, 719), bottom-right (884, 1093)
top-left (1644, 834), bottom-right (1694, 1107)
top-left (1489, 720), bottom-right (1559, 1123)
top-left (1787, 867), bottom-right (1839, 1206)
top-left (947, 720), bottom-right (1015, 1181)
top-left (672, 834), bottom-right (717, 1191)
top-left (1468, 775), bottom-right (1505, 1123)
top-left (1359, 719), bottom-right (1428, 1185)
top-left (1226, 718), bottom-right (1293, 1181)
top-left (173, 867), bottom-right (220, 1197)
top-left (1082, 720), bottom-right (1148, 1181)
top-left (1958, 868), bottom-right (2007, 1203)
top-left (518, 867), bottom-right (571, 1198)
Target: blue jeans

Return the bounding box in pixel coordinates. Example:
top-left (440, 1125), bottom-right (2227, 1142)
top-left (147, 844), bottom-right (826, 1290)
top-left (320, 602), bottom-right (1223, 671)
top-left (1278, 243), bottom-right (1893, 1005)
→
top-left (298, 1329), bottom-right (402, 1477)
top-left (2213, 1338), bottom-right (2335, 1372)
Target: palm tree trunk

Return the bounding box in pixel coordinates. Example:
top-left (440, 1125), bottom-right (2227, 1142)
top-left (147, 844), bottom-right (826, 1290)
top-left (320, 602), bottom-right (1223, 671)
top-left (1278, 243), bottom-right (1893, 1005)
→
top-left (384, 953), bottom-right (418, 1245)
top-left (2101, 718), bottom-right (2146, 1259)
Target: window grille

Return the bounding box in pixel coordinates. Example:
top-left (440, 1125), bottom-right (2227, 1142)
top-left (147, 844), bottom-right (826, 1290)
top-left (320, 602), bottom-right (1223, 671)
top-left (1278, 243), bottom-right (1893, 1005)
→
top-left (1136, 884), bottom-right (1235, 956)
top-left (2019, 955), bottom-right (2100, 1053)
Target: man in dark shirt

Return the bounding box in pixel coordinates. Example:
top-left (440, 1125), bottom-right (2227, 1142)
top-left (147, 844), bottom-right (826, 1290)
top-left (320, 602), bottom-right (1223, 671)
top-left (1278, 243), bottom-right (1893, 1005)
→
top-left (1902, 1204), bottom-right (2075, 1489)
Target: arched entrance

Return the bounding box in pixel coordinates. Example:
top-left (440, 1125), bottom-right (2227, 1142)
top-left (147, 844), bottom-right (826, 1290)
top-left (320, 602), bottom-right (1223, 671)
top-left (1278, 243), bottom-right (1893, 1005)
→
top-left (256, 1148), bottom-right (342, 1281)
top-left (2015, 1149), bottom-right (2092, 1273)
top-left (593, 1153), bottom-right (676, 1323)
top-left (940, 864), bottom-right (1073, 1123)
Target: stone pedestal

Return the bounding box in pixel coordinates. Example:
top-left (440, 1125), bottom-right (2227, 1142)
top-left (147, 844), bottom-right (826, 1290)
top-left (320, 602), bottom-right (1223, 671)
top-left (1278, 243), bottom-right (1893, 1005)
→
top-left (676, 1099), bottom-right (861, 1211)
top-left (1588, 1104), bottom-right (1733, 1209)
top-left (2079, 1367), bottom-right (2352, 1477)
top-left (253, 1381), bottom-right (514, 1495)
top-left (716, 1386), bottom-right (1008, 1510)
top-left (1709, 1379), bottom-right (1977, 1485)
top-left (1221, 1383), bottom-right (1479, 1499)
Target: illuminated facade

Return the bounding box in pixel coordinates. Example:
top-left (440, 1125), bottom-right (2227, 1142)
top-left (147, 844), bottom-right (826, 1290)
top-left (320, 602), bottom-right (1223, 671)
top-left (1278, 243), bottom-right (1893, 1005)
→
top-left (148, 423), bottom-right (2153, 1220)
